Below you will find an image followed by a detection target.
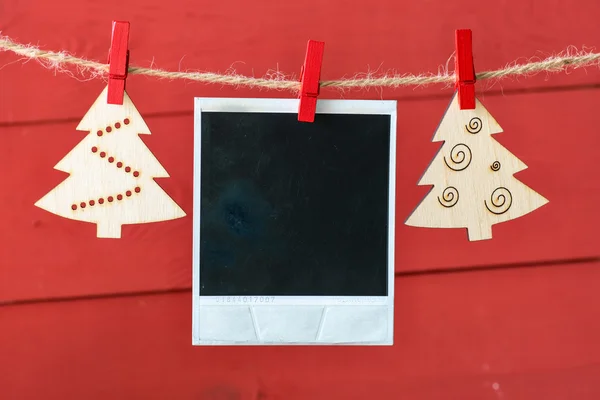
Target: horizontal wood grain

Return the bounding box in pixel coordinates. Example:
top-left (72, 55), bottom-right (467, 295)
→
top-left (1, 261), bottom-right (599, 399)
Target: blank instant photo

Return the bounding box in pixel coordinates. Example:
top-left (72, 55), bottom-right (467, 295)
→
top-left (193, 98), bottom-right (397, 345)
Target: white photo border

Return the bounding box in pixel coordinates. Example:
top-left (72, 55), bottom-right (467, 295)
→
top-left (193, 98), bottom-right (397, 345)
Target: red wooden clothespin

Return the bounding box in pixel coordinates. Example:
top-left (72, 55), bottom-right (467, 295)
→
top-left (298, 40), bottom-right (325, 122)
top-left (107, 21), bottom-right (130, 105)
top-left (455, 29), bottom-right (476, 110)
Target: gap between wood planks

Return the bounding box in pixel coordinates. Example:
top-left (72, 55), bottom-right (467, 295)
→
top-left (0, 256), bottom-right (598, 308)
top-left (1, 81), bottom-right (600, 128)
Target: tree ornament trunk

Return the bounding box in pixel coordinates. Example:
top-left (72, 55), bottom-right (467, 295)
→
top-left (97, 222), bottom-right (122, 239)
top-left (467, 224), bottom-right (493, 241)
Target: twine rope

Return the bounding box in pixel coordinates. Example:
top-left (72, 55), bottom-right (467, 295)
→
top-left (1, 35), bottom-right (600, 92)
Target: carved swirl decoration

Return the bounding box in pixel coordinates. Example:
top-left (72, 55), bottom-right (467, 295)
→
top-left (437, 186), bottom-right (459, 208)
top-left (444, 143), bottom-right (472, 171)
top-left (465, 117), bottom-right (482, 134)
top-left (484, 187), bottom-right (513, 215)
top-left (490, 161), bottom-right (501, 171)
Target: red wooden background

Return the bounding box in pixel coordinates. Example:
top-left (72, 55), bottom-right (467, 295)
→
top-left (1, 0), bottom-right (599, 398)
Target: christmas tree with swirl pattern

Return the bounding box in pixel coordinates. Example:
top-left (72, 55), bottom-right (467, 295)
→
top-left (405, 93), bottom-right (548, 241)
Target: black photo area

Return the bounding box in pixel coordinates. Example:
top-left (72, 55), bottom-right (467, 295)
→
top-left (199, 111), bottom-right (391, 296)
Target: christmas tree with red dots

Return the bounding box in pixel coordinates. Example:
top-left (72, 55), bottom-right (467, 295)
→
top-left (35, 85), bottom-right (186, 238)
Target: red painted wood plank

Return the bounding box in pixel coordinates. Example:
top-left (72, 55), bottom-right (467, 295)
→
top-left (397, 89), bottom-right (600, 269)
top-left (0, 116), bottom-right (192, 303)
top-left (1, 262), bottom-right (600, 399)
top-left (1, 87), bottom-right (600, 302)
top-left (1, 0), bottom-right (600, 124)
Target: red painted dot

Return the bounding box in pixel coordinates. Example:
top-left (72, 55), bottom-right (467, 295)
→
top-left (133, 171), bottom-right (140, 177)
top-left (98, 198), bottom-right (105, 204)
top-left (89, 200), bottom-right (95, 206)
top-left (117, 194), bottom-right (123, 200)
top-left (124, 118), bottom-right (130, 125)
top-left (106, 126), bottom-right (112, 133)
top-left (71, 204), bottom-right (77, 210)
top-left (115, 122), bottom-right (121, 129)
top-left (125, 166), bottom-right (131, 173)
top-left (117, 162), bottom-right (123, 168)
top-left (80, 202), bottom-right (86, 208)
top-left (126, 191), bottom-right (132, 197)
top-left (108, 157), bottom-right (115, 163)
top-left (100, 152), bottom-right (106, 158)
top-left (97, 130), bottom-right (103, 137)
top-left (134, 187), bottom-right (141, 193)
top-left (91, 146), bottom-right (98, 153)
top-left (108, 196), bottom-right (114, 202)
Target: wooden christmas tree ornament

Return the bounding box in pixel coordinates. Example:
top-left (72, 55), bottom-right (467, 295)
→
top-left (405, 30), bottom-right (548, 241)
top-left (35, 22), bottom-right (185, 238)
top-left (35, 85), bottom-right (186, 239)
